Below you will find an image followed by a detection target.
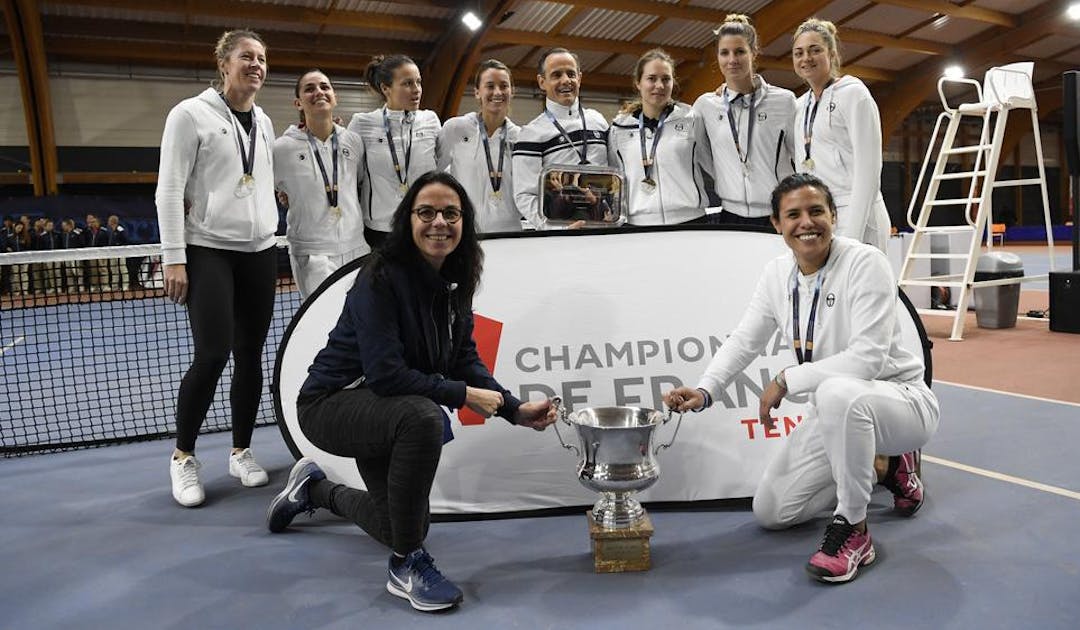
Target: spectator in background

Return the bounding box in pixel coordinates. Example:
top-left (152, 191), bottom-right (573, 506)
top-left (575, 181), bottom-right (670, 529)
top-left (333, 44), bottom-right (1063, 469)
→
top-left (59, 218), bottom-right (83, 293)
top-left (0, 216), bottom-right (12, 295)
top-left (34, 218), bottom-right (60, 295)
top-left (83, 215), bottom-right (109, 292)
top-left (106, 215), bottom-right (128, 291)
top-left (6, 222), bottom-right (32, 295)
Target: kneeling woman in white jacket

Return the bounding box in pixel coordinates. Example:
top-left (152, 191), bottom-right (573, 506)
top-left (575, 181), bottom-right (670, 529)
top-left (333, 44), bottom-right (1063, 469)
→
top-left (664, 173), bottom-right (938, 584)
top-left (275, 69), bottom-right (369, 300)
top-left (608, 49), bottom-right (707, 226)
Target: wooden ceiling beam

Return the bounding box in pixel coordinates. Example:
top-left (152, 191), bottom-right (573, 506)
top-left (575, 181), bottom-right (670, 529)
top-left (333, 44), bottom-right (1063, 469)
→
top-left (841, 27), bottom-right (950, 56)
top-left (871, 0), bottom-right (1016, 27)
top-left (424, 0), bottom-right (518, 119)
top-left (7, 0), bottom-right (58, 194)
top-left (543, 0), bottom-right (732, 24)
top-left (41, 15), bottom-right (429, 59)
top-left (44, 36), bottom-right (375, 77)
top-left (47, 0), bottom-right (445, 36)
top-left (487, 27), bottom-right (700, 61)
top-left (3, 0), bottom-right (45, 195)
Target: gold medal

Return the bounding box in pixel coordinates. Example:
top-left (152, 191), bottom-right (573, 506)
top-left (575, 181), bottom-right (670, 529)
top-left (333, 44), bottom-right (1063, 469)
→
top-left (803, 158), bottom-right (815, 170)
top-left (399, 182), bottom-right (408, 195)
top-left (330, 206), bottom-right (342, 219)
top-left (490, 189), bottom-right (503, 201)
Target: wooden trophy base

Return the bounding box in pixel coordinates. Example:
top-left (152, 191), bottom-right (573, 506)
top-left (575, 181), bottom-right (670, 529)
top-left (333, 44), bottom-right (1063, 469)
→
top-left (586, 510), bottom-right (654, 573)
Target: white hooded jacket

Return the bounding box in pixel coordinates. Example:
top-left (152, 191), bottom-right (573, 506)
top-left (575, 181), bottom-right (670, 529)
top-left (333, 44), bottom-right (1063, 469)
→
top-left (347, 107), bottom-right (440, 233)
top-left (155, 87), bottom-right (277, 265)
top-left (273, 123), bottom-right (369, 257)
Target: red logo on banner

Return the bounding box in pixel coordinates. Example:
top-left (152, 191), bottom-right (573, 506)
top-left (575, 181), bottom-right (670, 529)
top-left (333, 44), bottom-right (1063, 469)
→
top-left (458, 313), bottom-right (503, 426)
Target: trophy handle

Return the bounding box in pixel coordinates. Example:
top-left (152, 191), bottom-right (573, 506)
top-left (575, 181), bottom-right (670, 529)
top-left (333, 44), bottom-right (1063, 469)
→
top-left (654, 410), bottom-right (684, 455)
top-left (550, 397), bottom-right (580, 457)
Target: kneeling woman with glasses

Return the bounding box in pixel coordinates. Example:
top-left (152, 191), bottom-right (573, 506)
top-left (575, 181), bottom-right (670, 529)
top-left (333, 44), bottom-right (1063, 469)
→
top-left (266, 171), bottom-right (557, 612)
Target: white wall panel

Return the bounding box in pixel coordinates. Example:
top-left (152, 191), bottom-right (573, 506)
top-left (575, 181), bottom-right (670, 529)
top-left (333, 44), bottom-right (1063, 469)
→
top-left (43, 76), bottom-right (379, 148)
top-left (0, 76), bottom-right (30, 145)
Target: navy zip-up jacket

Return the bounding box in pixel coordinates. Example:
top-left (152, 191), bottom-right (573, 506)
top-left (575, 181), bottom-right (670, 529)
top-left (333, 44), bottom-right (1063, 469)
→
top-left (300, 256), bottom-right (522, 424)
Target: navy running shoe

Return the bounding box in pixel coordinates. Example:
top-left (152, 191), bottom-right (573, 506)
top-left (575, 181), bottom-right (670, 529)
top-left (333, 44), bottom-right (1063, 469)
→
top-left (266, 457), bottom-right (325, 533)
top-left (386, 549), bottom-right (463, 612)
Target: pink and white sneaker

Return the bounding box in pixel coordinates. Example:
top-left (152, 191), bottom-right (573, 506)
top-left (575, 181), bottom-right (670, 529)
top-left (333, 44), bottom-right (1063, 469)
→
top-left (806, 515), bottom-right (876, 583)
top-left (882, 450), bottom-right (924, 517)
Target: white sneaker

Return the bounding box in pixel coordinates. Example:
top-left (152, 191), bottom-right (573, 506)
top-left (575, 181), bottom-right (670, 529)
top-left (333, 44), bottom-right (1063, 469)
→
top-left (170, 455), bottom-right (205, 507)
top-left (229, 448), bottom-right (269, 487)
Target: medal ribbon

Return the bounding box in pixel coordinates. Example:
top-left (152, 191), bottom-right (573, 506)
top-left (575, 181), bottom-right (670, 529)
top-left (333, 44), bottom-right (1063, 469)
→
top-left (305, 128), bottom-right (339, 210)
top-left (220, 93), bottom-right (258, 179)
top-left (791, 270), bottom-right (825, 365)
top-left (476, 113), bottom-right (507, 193)
top-left (543, 103), bottom-right (590, 165)
top-left (637, 105), bottom-right (670, 183)
top-left (382, 107), bottom-right (414, 188)
top-left (802, 78), bottom-right (834, 165)
top-left (723, 87), bottom-right (755, 167)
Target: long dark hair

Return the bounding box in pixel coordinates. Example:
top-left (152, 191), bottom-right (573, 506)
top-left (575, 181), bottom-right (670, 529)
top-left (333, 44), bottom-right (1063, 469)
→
top-left (369, 170), bottom-right (483, 302)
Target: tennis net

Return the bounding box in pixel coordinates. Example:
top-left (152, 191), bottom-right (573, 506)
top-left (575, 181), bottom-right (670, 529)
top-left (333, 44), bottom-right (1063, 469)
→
top-left (0, 241), bottom-right (300, 456)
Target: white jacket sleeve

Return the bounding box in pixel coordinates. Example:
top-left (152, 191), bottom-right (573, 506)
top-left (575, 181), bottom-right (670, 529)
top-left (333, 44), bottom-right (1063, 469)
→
top-left (154, 106), bottom-right (199, 266)
top-left (696, 268), bottom-right (781, 398)
top-left (692, 113), bottom-right (715, 202)
top-left (840, 92), bottom-right (883, 242)
top-left (784, 250), bottom-right (896, 394)
top-left (436, 122), bottom-right (453, 172)
top-left (512, 149), bottom-right (544, 229)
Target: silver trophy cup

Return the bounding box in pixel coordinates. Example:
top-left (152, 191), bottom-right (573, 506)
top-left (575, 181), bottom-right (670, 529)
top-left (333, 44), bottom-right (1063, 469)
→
top-left (552, 397), bottom-right (683, 529)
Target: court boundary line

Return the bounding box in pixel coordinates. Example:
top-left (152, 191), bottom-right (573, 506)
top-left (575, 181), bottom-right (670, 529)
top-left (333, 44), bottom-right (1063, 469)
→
top-left (934, 379), bottom-right (1080, 408)
top-left (1, 336), bottom-right (25, 355)
top-left (923, 454), bottom-right (1080, 501)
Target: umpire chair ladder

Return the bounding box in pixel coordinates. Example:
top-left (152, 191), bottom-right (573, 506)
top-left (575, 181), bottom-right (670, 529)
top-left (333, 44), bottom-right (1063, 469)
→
top-left (899, 62), bottom-right (1055, 341)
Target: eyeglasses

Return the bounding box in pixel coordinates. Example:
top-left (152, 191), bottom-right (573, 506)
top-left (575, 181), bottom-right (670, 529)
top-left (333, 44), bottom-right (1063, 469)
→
top-left (413, 206), bottom-right (463, 224)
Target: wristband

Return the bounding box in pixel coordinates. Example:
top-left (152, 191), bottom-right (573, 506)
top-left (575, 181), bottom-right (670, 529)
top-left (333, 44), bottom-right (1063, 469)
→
top-left (693, 387), bottom-right (712, 412)
top-left (773, 369), bottom-right (788, 390)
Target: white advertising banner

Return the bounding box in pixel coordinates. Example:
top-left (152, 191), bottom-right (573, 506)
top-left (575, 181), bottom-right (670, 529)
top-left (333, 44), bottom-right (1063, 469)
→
top-left (274, 228), bottom-right (930, 514)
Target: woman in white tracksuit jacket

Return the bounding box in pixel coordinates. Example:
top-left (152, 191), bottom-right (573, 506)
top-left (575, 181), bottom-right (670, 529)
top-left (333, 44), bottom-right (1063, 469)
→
top-left (437, 59), bottom-right (523, 233)
top-left (348, 55), bottom-right (440, 248)
top-left (665, 174), bottom-right (938, 584)
top-left (156, 30), bottom-right (278, 507)
top-left (792, 18), bottom-right (891, 251)
top-left (694, 14), bottom-right (797, 227)
top-left (275, 69), bottom-right (369, 300)
top-left (608, 49), bottom-right (707, 226)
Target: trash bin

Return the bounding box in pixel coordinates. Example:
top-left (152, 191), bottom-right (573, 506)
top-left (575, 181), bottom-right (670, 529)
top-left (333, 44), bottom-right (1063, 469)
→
top-left (973, 251), bottom-right (1023, 329)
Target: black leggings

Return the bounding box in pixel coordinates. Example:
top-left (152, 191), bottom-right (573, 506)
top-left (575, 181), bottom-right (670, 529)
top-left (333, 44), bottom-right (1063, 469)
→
top-left (300, 387), bottom-right (444, 555)
top-left (174, 245), bottom-right (276, 453)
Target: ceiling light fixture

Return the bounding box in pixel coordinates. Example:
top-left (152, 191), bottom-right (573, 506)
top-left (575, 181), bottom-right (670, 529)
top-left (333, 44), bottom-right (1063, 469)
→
top-left (462, 11), bottom-right (482, 31)
top-left (943, 65), bottom-right (964, 79)
top-left (1067, 3), bottom-right (1080, 20)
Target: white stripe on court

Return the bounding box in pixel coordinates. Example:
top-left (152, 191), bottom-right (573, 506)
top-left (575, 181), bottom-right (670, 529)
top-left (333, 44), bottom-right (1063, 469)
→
top-left (1, 336), bottom-right (25, 354)
top-left (923, 454), bottom-right (1080, 502)
top-left (934, 379), bottom-right (1080, 409)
